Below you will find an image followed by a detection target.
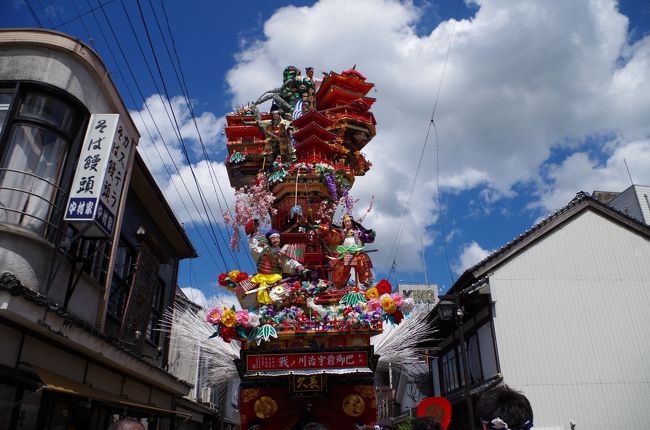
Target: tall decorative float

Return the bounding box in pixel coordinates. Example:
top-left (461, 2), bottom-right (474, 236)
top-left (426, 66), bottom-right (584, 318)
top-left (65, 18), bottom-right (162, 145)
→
top-left (208, 66), bottom-right (417, 430)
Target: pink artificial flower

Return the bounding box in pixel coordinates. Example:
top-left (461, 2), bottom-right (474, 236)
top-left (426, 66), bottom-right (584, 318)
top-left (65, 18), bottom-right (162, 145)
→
top-left (367, 299), bottom-right (381, 311)
top-left (206, 308), bottom-right (223, 324)
top-left (236, 310), bottom-right (250, 326)
top-left (391, 293), bottom-right (404, 307)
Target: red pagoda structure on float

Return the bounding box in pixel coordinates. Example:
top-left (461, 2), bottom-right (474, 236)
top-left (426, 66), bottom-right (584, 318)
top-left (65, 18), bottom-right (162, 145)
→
top-left (207, 66), bottom-right (414, 430)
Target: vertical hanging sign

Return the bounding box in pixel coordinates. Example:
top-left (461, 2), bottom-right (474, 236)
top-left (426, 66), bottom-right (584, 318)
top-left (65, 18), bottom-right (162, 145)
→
top-left (64, 114), bottom-right (134, 237)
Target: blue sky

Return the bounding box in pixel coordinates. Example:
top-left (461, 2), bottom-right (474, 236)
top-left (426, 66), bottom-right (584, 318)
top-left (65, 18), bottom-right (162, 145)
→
top-left (3, 0), bottom-right (650, 305)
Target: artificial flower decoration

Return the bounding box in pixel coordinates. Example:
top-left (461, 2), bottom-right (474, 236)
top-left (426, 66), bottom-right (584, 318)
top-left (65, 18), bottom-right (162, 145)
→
top-left (340, 291), bottom-right (366, 306)
top-left (221, 308), bottom-right (237, 327)
top-left (217, 270), bottom-right (249, 292)
top-left (376, 279), bottom-right (392, 295)
top-left (365, 287), bottom-right (379, 300)
top-left (218, 273), bottom-right (230, 287)
top-left (380, 294), bottom-right (396, 313)
top-left (206, 306), bottom-right (261, 343)
top-left (206, 308), bottom-right (223, 324)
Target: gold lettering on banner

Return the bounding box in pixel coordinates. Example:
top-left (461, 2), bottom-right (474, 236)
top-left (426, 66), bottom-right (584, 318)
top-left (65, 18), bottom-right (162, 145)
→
top-left (292, 374), bottom-right (324, 392)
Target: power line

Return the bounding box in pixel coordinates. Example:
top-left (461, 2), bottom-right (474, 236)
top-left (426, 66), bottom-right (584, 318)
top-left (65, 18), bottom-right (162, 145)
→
top-left (129, 0), bottom-right (237, 268)
top-left (155, 0), bottom-right (235, 226)
top-left (146, 0), bottom-right (249, 268)
top-left (23, 0), bottom-right (43, 27)
top-left (53, 0), bottom-right (117, 30)
top-left (89, 0), bottom-right (234, 273)
top-left (33, 0), bottom-right (54, 28)
top-left (43, 0), bottom-right (70, 33)
top-left (79, 0), bottom-right (224, 278)
top-left (383, 0), bottom-right (462, 285)
top-left (70, 0), bottom-right (96, 49)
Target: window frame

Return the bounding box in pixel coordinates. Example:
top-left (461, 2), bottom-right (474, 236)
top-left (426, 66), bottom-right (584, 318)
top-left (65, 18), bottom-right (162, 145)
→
top-left (0, 81), bottom-right (89, 242)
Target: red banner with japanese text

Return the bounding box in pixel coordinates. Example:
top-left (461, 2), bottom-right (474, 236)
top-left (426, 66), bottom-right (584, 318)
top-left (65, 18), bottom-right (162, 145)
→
top-left (245, 350), bottom-right (369, 372)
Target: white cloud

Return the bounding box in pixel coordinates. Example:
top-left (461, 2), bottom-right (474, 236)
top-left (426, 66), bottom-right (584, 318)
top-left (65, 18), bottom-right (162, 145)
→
top-left (453, 241), bottom-right (492, 275)
top-left (223, 0), bottom-right (650, 271)
top-left (131, 95), bottom-right (234, 225)
top-left (180, 287), bottom-right (240, 310)
top-left (533, 139), bottom-right (650, 211)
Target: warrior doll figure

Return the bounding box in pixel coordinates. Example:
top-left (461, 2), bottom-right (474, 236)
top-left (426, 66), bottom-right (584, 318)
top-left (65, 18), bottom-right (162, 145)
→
top-left (330, 214), bottom-right (376, 288)
top-left (249, 229), bottom-right (304, 304)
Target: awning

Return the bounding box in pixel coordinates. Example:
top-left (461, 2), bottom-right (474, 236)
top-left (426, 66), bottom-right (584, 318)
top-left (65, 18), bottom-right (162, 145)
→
top-left (31, 365), bottom-right (192, 419)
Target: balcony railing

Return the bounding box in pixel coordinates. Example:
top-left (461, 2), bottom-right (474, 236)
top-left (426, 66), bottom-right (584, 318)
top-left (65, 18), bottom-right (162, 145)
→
top-left (0, 167), bottom-right (66, 239)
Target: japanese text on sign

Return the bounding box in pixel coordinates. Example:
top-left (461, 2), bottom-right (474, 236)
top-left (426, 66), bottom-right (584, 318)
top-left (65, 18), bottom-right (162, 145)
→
top-left (64, 114), bottom-right (135, 236)
top-left (246, 351), bottom-right (368, 371)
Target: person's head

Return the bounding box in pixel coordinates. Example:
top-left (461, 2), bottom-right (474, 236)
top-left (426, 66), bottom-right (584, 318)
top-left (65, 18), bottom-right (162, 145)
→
top-left (476, 386), bottom-right (533, 430)
top-left (266, 230), bottom-right (281, 247)
top-left (411, 416), bottom-right (443, 430)
top-left (108, 418), bottom-right (146, 430)
top-left (306, 67), bottom-right (314, 78)
top-left (343, 214), bottom-right (353, 229)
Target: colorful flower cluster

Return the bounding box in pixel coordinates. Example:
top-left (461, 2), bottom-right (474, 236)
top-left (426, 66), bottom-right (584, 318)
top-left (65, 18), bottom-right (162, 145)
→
top-left (206, 307), bottom-right (260, 343)
top-left (365, 279), bottom-right (415, 324)
top-left (217, 270), bottom-right (249, 292)
top-left (205, 279), bottom-right (416, 343)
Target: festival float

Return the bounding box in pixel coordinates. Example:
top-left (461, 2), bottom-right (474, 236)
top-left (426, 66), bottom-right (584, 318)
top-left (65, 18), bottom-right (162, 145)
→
top-left (170, 66), bottom-right (431, 430)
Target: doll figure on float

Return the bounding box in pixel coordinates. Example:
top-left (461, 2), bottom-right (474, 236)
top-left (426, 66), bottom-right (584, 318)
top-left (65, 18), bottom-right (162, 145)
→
top-left (330, 214), bottom-right (376, 289)
top-left (247, 227), bottom-right (305, 306)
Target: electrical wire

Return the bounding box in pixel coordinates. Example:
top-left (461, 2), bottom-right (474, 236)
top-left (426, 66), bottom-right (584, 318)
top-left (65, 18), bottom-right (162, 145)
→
top-left (86, 0), bottom-right (232, 275)
top-left (383, 0), bottom-right (462, 285)
top-left (78, 0), bottom-right (223, 278)
top-left (156, 0), bottom-right (256, 269)
top-left (120, 0), bottom-right (235, 268)
top-left (143, 0), bottom-right (249, 269)
top-left (70, 0), bottom-right (96, 49)
top-left (23, 0), bottom-right (43, 27)
top-left (53, 0), bottom-right (116, 30)
top-left (33, 0), bottom-right (54, 28)
top-left (43, 0), bottom-right (70, 33)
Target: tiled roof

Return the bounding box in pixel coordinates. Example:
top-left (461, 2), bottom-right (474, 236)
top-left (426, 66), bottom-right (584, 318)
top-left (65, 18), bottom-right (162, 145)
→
top-left (452, 191), bottom-right (650, 293)
top-left (0, 271), bottom-right (191, 387)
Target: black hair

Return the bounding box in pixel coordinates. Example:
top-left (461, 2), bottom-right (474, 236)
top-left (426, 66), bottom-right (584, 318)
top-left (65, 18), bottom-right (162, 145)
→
top-left (476, 386), bottom-right (533, 429)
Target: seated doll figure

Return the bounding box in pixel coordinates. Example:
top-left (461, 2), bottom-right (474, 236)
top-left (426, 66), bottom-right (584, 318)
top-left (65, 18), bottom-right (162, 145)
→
top-left (330, 214), bottom-right (375, 288)
top-left (249, 229), bottom-right (304, 304)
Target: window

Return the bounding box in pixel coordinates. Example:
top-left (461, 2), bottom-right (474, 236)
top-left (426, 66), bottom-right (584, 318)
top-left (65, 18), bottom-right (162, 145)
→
top-left (146, 279), bottom-right (165, 344)
top-left (441, 348), bottom-right (459, 393)
top-left (0, 92), bottom-right (13, 135)
top-left (107, 242), bottom-right (136, 320)
top-left (64, 225), bottom-right (111, 284)
top-left (0, 84), bottom-right (86, 240)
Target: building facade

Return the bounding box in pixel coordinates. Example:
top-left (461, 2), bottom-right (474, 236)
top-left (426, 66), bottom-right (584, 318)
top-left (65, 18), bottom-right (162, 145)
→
top-left (0, 29), bottom-right (200, 429)
top-left (429, 192), bottom-right (650, 430)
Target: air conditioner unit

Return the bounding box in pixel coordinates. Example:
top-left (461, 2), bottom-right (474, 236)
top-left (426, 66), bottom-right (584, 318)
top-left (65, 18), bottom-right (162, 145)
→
top-left (200, 387), bottom-right (212, 403)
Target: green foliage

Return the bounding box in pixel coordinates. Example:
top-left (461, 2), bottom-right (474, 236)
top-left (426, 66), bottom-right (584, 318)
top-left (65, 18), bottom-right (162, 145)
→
top-left (396, 420), bottom-right (412, 430)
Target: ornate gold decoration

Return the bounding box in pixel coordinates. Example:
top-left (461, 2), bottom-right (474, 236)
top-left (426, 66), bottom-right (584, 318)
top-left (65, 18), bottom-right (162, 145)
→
top-left (342, 394), bottom-right (365, 417)
top-left (241, 389), bottom-right (261, 403)
top-left (355, 385), bottom-right (376, 399)
top-left (254, 396), bottom-right (278, 418)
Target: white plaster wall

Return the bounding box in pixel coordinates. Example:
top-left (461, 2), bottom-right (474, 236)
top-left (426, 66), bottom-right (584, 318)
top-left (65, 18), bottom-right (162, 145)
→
top-left (489, 210), bottom-right (650, 429)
